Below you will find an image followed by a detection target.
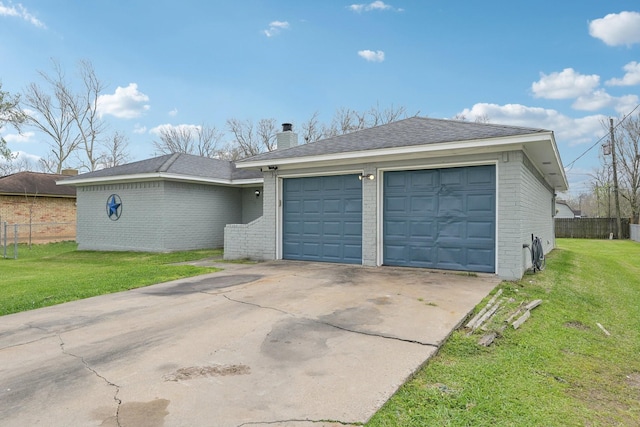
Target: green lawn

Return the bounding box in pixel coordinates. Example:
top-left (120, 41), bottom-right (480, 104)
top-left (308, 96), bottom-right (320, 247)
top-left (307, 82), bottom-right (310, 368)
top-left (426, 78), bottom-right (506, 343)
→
top-left (368, 238), bottom-right (640, 426)
top-left (0, 241), bottom-right (222, 316)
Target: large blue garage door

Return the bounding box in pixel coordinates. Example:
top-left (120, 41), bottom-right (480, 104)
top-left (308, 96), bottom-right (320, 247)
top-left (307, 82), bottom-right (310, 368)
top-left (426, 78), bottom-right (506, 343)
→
top-left (383, 165), bottom-right (495, 272)
top-left (283, 175), bottom-right (362, 264)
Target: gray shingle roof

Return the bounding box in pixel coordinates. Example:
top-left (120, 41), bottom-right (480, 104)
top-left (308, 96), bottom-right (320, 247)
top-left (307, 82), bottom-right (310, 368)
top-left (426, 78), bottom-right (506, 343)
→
top-left (0, 172), bottom-right (77, 197)
top-left (59, 153), bottom-right (262, 183)
top-left (239, 116), bottom-right (549, 163)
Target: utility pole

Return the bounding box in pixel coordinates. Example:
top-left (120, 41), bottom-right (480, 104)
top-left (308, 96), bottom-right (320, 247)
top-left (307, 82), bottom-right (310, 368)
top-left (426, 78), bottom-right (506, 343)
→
top-left (610, 118), bottom-right (623, 238)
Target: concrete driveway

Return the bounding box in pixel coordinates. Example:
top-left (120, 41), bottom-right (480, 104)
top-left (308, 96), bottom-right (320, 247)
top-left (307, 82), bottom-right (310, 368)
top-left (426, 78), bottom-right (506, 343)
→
top-left (0, 261), bottom-right (499, 427)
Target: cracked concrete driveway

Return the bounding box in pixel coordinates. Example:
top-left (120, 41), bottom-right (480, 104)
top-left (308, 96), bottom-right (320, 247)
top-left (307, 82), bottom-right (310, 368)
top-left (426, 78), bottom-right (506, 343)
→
top-left (0, 261), bottom-right (499, 427)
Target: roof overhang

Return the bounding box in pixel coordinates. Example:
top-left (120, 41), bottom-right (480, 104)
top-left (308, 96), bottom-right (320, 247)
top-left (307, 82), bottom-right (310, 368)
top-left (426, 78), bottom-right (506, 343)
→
top-left (57, 173), bottom-right (264, 188)
top-left (237, 132), bottom-right (568, 192)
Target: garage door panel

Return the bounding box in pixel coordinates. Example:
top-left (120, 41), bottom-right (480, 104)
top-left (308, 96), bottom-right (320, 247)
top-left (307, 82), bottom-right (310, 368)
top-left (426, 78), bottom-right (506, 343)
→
top-left (438, 195), bottom-right (464, 216)
top-left (411, 170), bottom-right (437, 189)
top-left (302, 221), bottom-right (321, 237)
top-left (411, 195), bottom-right (436, 213)
top-left (467, 194), bottom-right (494, 213)
top-left (284, 200), bottom-right (302, 214)
top-left (384, 220), bottom-right (406, 239)
top-left (384, 166), bottom-right (495, 273)
top-left (345, 198), bottom-right (363, 213)
top-left (467, 167), bottom-right (494, 185)
top-left (385, 196), bottom-right (407, 213)
top-left (283, 175), bottom-right (362, 264)
top-left (343, 221), bottom-right (362, 237)
top-left (467, 221), bottom-right (494, 240)
top-left (410, 221), bottom-right (434, 239)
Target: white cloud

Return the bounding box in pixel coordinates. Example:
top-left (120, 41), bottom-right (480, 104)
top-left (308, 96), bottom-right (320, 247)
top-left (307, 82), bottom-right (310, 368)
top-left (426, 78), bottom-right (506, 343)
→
top-left (348, 1), bottom-right (402, 12)
top-left (613, 94), bottom-right (640, 115)
top-left (0, 2), bottom-right (46, 28)
top-left (456, 103), bottom-right (605, 147)
top-left (97, 83), bottom-right (150, 119)
top-left (133, 124), bottom-right (147, 134)
top-left (572, 89), bottom-right (614, 111)
top-left (168, 108), bottom-right (178, 117)
top-left (358, 49), bottom-right (385, 62)
top-left (606, 61), bottom-right (640, 86)
top-left (531, 68), bottom-right (600, 99)
top-left (3, 131), bottom-right (34, 143)
top-left (589, 11), bottom-right (640, 46)
top-left (149, 123), bottom-right (201, 135)
top-left (264, 20), bottom-right (290, 37)
top-left (571, 90), bottom-right (638, 115)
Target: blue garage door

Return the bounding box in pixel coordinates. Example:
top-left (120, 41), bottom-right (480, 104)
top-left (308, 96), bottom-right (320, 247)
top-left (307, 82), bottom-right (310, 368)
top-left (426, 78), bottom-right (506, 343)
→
top-left (383, 165), bottom-right (495, 272)
top-left (283, 175), bottom-right (362, 264)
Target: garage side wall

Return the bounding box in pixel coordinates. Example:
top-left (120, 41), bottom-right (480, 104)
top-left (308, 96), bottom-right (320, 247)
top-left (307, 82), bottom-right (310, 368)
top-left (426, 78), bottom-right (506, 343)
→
top-left (162, 182), bottom-right (243, 250)
top-left (76, 182), bottom-right (165, 251)
top-left (520, 153), bottom-right (555, 264)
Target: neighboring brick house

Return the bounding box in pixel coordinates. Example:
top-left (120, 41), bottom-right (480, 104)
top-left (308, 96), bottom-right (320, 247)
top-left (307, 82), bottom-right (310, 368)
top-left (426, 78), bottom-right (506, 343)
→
top-left (0, 171), bottom-right (77, 243)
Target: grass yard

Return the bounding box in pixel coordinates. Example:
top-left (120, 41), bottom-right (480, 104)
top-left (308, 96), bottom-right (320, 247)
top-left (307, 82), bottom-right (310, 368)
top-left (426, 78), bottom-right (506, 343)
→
top-left (368, 238), bottom-right (640, 426)
top-left (0, 241), bottom-right (222, 316)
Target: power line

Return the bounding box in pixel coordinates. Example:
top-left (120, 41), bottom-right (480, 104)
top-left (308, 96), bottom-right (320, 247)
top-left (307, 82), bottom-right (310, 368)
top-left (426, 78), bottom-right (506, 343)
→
top-left (564, 104), bottom-right (640, 171)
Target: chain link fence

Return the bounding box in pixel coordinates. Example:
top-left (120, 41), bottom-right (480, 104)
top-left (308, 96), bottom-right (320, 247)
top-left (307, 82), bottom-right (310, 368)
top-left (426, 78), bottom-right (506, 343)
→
top-left (1, 221), bottom-right (76, 259)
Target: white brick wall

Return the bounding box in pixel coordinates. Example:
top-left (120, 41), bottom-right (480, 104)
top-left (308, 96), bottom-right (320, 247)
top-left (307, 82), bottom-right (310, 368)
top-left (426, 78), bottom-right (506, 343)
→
top-left (77, 181), bottom-right (243, 251)
top-left (224, 150), bottom-right (557, 280)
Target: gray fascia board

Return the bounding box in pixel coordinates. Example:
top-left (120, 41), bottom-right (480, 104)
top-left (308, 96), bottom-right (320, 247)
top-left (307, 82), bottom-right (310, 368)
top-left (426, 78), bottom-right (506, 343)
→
top-left (237, 133), bottom-right (551, 169)
top-left (57, 173), bottom-right (263, 187)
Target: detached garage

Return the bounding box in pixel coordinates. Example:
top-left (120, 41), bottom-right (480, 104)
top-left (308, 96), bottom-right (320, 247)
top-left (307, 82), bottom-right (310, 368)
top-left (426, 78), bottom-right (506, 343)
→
top-left (225, 117), bottom-right (568, 280)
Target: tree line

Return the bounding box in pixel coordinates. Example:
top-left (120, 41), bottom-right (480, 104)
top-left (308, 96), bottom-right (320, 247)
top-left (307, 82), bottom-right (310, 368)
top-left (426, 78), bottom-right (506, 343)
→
top-left (1, 59), bottom-right (411, 176)
top-left (562, 112), bottom-right (640, 223)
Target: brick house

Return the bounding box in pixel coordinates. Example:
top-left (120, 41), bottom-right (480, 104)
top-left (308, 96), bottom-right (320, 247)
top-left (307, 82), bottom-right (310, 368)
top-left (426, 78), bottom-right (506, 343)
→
top-left (226, 117), bottom-right (568, 280)
top-left (61, 118), bottom-right (568, 280)
top-left (0, 171), bottom-right (77, 243)
top-left (57, 154), bottom-right (263, 252)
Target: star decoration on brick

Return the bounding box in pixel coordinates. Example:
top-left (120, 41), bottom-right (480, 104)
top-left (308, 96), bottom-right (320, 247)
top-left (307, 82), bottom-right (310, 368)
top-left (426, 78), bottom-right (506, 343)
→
top-left (107, 194), bottom-right (122, 220)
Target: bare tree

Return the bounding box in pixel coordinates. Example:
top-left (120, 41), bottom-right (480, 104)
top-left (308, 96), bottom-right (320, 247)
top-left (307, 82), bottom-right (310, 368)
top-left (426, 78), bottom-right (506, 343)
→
top-left (21, 59), bottom-right (110, 173)
top-left (67, 60), bottom-right (107, 171)
top-left (226, 118), bottom-right (277, 158)
top-left (152, 124), bottom-right (223, 158)
top-left (299, 111), bottom-right (329, 143)
top-left (22, 60), bottom-right (81, 174)
top-left (0, 82), bottom-right (26, 163)
top-left (368, 102), bottom-right (408, 127)
top-left (100, 131), bottom-right (130, 168)
top-left (611, 113), bottom-right (640, 222)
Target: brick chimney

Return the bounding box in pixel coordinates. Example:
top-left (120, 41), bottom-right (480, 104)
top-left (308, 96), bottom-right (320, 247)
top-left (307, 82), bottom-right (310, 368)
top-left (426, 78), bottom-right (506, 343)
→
top-left (61, 168), bottom-right (79, 176)
top-left (276, 123), bottom-right (298, 150)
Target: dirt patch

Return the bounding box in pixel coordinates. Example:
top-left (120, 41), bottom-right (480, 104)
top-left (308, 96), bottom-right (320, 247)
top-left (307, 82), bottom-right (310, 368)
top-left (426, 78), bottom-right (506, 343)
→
top-left (564, 320), bottom-right (590, 330)
top-left (95, 399), bottom-right (170, 427)
top-left (163, 364), bottom-right (250, 381)
top-left (626, 372), bottom-right (640, 389)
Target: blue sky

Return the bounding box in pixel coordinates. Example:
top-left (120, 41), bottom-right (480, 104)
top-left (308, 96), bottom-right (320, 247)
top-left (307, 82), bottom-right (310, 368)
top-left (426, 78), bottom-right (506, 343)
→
top-left (1, 1), bottom-right (640, 195)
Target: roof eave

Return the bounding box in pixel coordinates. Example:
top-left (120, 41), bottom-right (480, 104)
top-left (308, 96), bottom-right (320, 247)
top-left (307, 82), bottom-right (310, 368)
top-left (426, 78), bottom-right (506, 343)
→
top-left (237, 133), bottom-right (549, 169)
top-left (57, 173), bottom-right (264, 187)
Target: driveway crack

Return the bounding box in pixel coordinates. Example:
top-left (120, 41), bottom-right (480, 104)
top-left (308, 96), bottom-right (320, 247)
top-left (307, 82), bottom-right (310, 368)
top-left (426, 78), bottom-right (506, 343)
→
top-left (222, 295), bottom-right (439, 348)
top-left (57, 334), bottom-right (122, 426)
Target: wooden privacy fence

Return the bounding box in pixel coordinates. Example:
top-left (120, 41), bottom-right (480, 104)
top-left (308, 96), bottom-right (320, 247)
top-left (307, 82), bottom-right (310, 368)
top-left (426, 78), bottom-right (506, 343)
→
top-left (555, 218), bottom-right (630, 239)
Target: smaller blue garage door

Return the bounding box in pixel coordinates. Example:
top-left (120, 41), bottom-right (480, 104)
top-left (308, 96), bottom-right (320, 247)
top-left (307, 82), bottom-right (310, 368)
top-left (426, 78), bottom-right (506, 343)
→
top-left (383, 165), bottom-right (495, 272)
top-left (283, 175), bottom-right (362, 264)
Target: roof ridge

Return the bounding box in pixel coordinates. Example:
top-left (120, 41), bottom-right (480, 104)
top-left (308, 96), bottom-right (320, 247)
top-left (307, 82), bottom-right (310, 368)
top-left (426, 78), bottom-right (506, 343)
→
top-left (158, 152), bottom-right (181, 172)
